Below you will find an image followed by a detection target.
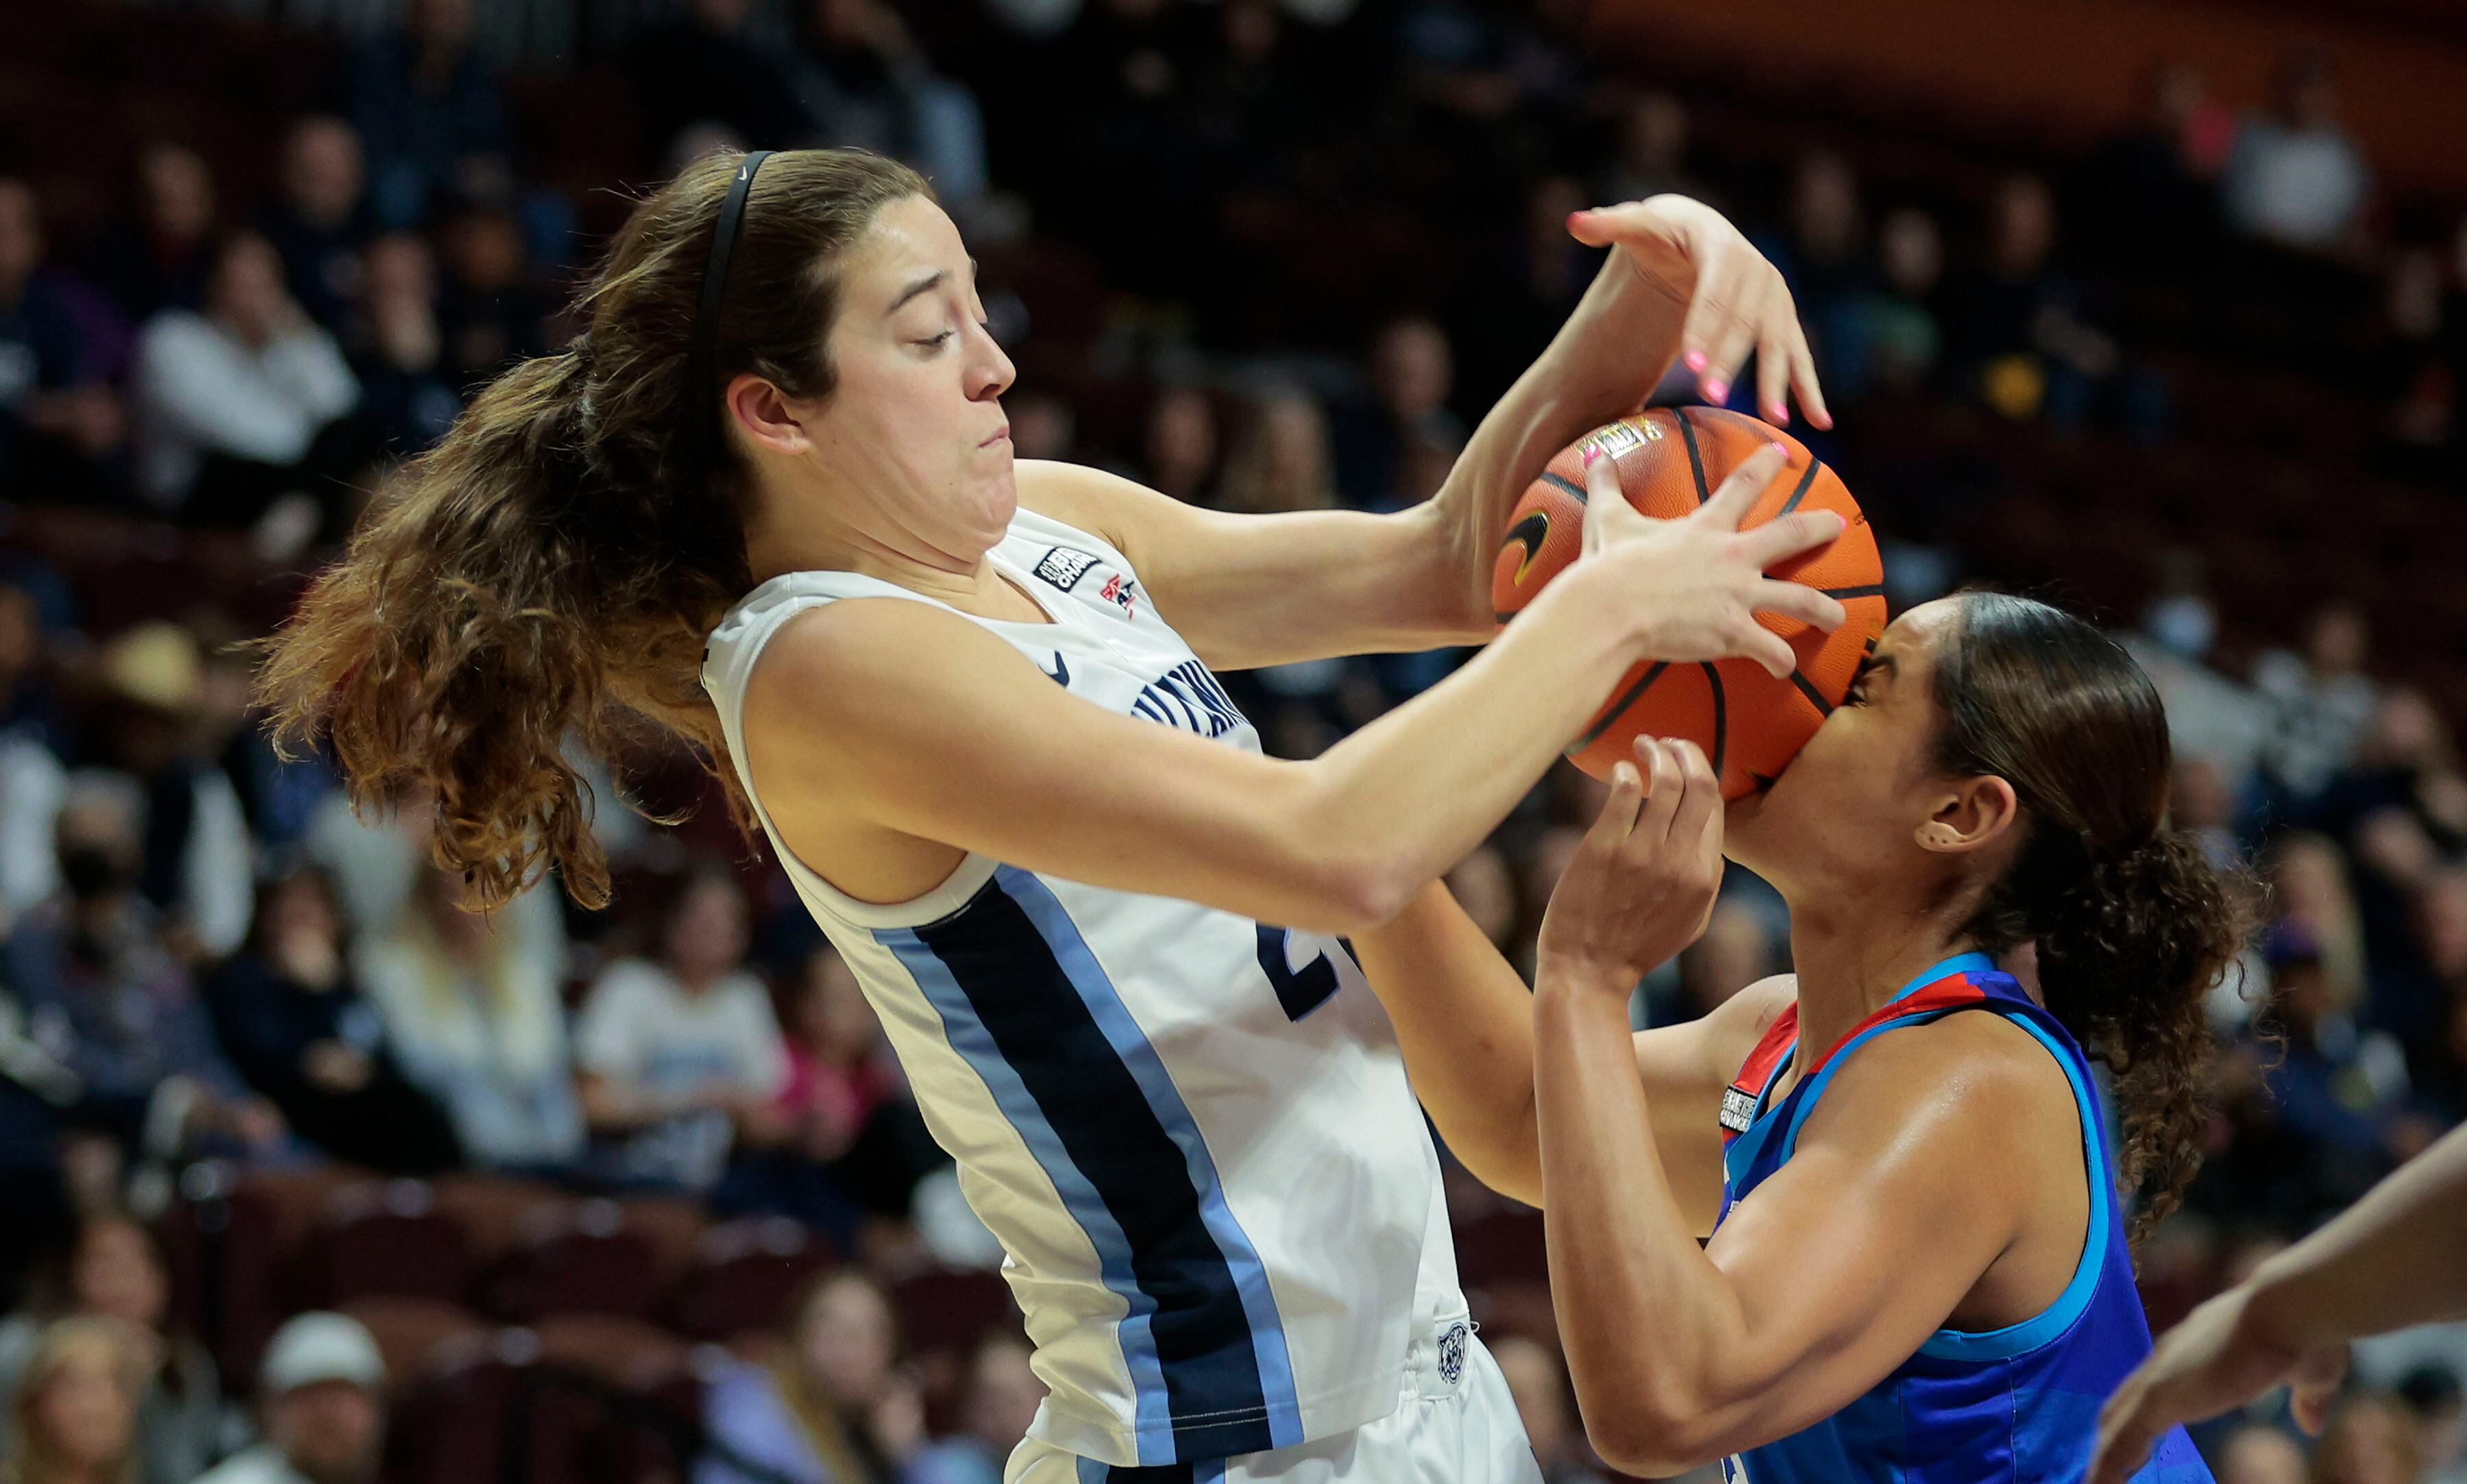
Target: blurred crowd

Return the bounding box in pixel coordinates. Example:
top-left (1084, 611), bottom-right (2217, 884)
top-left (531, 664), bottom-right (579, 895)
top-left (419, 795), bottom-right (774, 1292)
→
top-left (3, 0), bottom-right (2467, 1481)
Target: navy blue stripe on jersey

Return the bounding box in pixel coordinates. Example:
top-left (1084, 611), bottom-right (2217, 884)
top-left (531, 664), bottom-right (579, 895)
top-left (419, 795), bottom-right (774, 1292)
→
top-left (1076, 1459), bottom-right (1228, 1484)
top-left (879, 868), bottom-right (1302, 1462)
top-left (1131, 660), bottom-right (1249, 739)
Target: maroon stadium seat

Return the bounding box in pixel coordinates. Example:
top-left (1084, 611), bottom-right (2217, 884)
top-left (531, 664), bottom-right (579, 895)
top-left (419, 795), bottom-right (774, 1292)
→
top-left (663, 1216), bottom-right (835, 1343)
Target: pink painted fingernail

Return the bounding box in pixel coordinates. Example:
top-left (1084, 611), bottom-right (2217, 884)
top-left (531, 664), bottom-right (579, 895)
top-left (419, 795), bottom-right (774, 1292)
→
top-left (1684, 350), bottom-right (1708, 373)
top-left (1768, 404), bottom-right (1791, 428)
top-left (1704, 379), bottom-right (1730, 404)
top-left (1582, 446), bottom-right (1601, 467)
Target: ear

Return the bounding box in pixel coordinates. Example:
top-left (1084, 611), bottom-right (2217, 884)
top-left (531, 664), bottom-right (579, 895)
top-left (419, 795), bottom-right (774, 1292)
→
top-left (726, 372), bottom-right (809, 457)
top-left (1913, 774), bottom-right (2020, 856)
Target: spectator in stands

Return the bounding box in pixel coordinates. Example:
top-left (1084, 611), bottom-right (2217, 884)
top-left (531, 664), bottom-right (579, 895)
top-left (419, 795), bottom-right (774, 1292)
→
top-left (789, 0), bottom-right (992, 213)
top-left (902, 1334), bottom-right (1042, 1484)
top-left (0, 1317), bottom-right (147, 1484)
top-left (341, 234), bottom-right (459, 459)
top-left (0, 181), bottom-right (129, 503)
top-left (356, 863), bottom-right (582, 1173)
top-left (88, 146), bottom-right (217, 324)
top-left (204, 863), bottom-right (461, 1176)
top-left (1140, 385), bottom-right (1218, 506)
top-left (2395, 1366), bottom-right (2467, 1484)
top-left (2312, 1392), bottom-right (2422, 1484)
top-left (81, 623), bottom-right (256, 962)
top-left (346, 0), bottom-right (510, 230)
top-left (698, 1271), bottom-right (924, 1484)
top-left (574, 867), bottom-right (788, 1194)
top-left (2379, 245), bottom-right (2459, 468)
top-left (2080, 60), bottom-right (2230, 273)
top-left (1761, 151), bottom-right (1874, 329)
top-left (628, 0), bottom-right (813, 156)
top-left (2248, 933), bottom-right (2420, 1219)
top-left (721, 942), bottom-right (940, 1239)
top-left (1827, 207), bottom-right (1944, 404)
top-left (3, 772), bottom-right (280, 1166)
top-left (1490, 1335), bottom-right (1612, 1484)
top-left (0, 1214), bottom-right (222, 1484)
top-left (1453, 175), bottom-right (1598, 414)
top-left (129, 233), bottom-right (361, 529)
top-left (2222, 48), bottom-right (2373, 254)
top-left (432, 197), bottom-right (554, 393)
top-left (1331, 317), bottom-right (1462, 508)
top-left (1214, 386), bottom-right (1337, 517)
top-left (1943, 173), bottom-right (2142, 432)
top-left (193, 1313), bottom-right (384, 1484)
top-left (255, 119), bottom-right (371, 335)
top-left (1596, 91), bottom-right (1713, 212)
top-left (2255, 603), bottom-right (2380, 805)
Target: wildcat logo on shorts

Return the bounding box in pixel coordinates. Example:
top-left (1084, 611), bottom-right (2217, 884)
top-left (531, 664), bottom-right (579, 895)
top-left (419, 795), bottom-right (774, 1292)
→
top-left (1437, 1322), bottom-right (1467, 1385)
top-left (1099, 571), bottom-right (1139, 619)
top-left (1033, 546), bottom-right (1101, 591)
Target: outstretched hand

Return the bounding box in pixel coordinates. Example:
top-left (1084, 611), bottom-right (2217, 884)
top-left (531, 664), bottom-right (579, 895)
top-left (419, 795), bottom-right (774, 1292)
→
top-left (1571, 195), bottom-right (1832, 431)
top-left (1538, 736), bottom-right (1726, 991)
top-left (2087, 1287), bottom-right (2349, 1484)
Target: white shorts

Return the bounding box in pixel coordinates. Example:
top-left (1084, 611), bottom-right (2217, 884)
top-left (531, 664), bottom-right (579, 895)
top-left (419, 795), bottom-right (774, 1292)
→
top-left (1005, 1315), bottom-right (1543, 1484)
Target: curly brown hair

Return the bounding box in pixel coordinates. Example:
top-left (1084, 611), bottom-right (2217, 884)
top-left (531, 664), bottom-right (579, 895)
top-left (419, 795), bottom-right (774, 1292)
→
top-left (1930, 593), bottom-right (2255, 1243)
top-left (250, 149), bottom-right (931, 914)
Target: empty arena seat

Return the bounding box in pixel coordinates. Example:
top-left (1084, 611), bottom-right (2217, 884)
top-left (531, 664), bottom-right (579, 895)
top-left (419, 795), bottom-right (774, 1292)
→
top-left (663, 1216), bottom-right (835, 1342)
top-left (478, 1198), bottom-right (659, 1322)
top-left (337, 1295), bottom-right (491, 1382)
top-left (888, 1267), bottom-right (1020, 1359)
top-left (308, 1180), bottom-right (471, 1308)
top-left (384, 1327), bottom-right (540, 1484)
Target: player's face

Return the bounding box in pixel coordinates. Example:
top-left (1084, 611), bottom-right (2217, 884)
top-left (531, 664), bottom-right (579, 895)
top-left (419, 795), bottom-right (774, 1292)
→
top-left (803, 195), bottom-right (1018, 560)
top-left (1723, 597), bottom-right (1968, 898)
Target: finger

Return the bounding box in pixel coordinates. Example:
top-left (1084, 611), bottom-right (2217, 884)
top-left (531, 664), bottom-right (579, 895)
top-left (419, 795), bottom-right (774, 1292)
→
top-left (1738, 622), bottom-right (1799, 680)
top-left (1787, 317), bottom-right (1834, 430)
top-left (2088, 1386), bottom-right (2165, 1484)
top-left (1630, 738), bottom-right (1683, 853)
top-left (1755, 309), bottom-right (1792, 428)
top-left (1676, 245), bottom-right (1736, 390)
top-left (1695, 441), bottom-right (1793, 530)
top-left (1666, 739), bottom-right (1721, 854)
top-left (1748, 578), bottom-right (1849, 633)
top-left (1702, 308), bottom-right (1760, 410)
top-left (1584, 759), bottom-right (1647, 852)
top-left (1580, 444), bottom-right (1636, 553)
top-left (1737, 507), bottom-right (1850, 567)
top-left (1565, 203), bottom-right (1634, 249)
top-left (2290, 1344), bottom-right (2348, 1435)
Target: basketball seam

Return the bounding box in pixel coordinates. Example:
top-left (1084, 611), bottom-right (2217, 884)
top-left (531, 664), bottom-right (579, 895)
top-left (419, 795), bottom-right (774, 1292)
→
top-left (1787, 669), bottom-right (1834, 718)
top-left (1674, 408), bottom-right (1713, 506)
top-left (1702, 662), bottom-right (1728, 777)
top-left (1567, 661), bottom-right (1669, 756)
top-left (1777, 458), bottom-right (1822, 515)
top-left (1540, 471), bottom-right (1587, 504)
top-left (1821, 584), bottom-right (1885, 600)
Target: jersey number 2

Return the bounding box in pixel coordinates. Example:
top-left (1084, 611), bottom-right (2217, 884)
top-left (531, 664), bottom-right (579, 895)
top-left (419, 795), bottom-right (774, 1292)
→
top-left (1255, 926), bottom-right (1351, 1022)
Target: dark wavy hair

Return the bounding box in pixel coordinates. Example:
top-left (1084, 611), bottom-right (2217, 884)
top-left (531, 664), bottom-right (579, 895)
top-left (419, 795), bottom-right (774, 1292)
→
top-left (251, 149), bottom-right (931, 913)
top-left (1931, 593), bottom-right (2254, 1241)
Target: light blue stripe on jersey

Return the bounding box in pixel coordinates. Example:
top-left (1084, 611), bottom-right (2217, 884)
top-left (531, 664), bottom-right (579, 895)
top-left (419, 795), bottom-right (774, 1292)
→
top-left (878, 925), bottom-right (1179, 1464)
top-left (999, 867), bottom-right (1305, 1449)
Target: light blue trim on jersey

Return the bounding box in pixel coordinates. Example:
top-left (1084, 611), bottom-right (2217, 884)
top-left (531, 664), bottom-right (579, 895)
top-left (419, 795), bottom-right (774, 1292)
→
top-left (1914, 1013), bottom-right (2111, 1361)
top-left (998, 867), bottom-right (1308, 1450)
top-left (877, 925), bottom-right (1179, 1466)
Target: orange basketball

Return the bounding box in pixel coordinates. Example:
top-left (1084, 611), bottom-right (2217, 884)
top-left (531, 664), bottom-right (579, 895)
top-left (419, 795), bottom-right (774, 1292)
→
top-left (1490, 406), bottom-right (1887, 797)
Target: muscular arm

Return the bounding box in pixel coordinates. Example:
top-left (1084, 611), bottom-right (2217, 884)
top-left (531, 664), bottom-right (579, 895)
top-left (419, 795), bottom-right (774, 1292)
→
top-left (1022, 241), bottom-right (1704, 670)
top-left (748, 562), bottom-right (1660, 935)
top-left (1350, 880), bottom-right (1782, 1217)
top-left (1534, 981), bottom-right (2050, 1476)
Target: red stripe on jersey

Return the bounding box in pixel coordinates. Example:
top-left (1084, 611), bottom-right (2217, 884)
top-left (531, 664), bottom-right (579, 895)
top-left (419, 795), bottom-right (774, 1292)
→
top-left (1719, 973), bottom-right (1993, 1141)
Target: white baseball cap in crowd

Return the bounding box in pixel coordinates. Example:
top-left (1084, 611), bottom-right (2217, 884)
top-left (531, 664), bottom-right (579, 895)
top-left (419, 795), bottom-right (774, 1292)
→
top-left (258, 1313), bottom-right (386, 1394)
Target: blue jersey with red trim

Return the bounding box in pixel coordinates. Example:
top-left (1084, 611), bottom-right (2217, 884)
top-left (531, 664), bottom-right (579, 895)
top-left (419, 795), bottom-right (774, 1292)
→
top-left (1715, 954), bottom-right (2213, 1484)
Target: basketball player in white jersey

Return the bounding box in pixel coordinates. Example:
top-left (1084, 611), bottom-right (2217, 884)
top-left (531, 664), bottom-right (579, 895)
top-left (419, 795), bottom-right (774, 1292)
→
top-left (256, 148), bottom-right (1845, 1483)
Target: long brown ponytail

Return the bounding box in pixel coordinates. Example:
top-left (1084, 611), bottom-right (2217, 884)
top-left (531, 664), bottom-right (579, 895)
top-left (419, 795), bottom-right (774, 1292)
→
top-left (252, 149), bottom-right (931, 913)
top-left (1929, 593), bottom-right (2255, 1241)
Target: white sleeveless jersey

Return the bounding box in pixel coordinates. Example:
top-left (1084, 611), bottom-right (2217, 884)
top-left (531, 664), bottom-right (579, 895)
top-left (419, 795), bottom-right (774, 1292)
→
top-left (699, 508), bottom-right (1463, 1468)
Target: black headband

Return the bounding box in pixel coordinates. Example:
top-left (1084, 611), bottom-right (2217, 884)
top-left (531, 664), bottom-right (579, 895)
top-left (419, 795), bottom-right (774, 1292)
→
top-left (686, 149), bottom-right (773, 457)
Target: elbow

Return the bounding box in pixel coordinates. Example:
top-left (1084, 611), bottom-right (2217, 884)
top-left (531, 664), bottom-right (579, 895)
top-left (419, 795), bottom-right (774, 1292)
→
top-left (1303, 853), bottom-right (1419, 935)
top-left (1586, 1409), bottom-right (1726, 1481)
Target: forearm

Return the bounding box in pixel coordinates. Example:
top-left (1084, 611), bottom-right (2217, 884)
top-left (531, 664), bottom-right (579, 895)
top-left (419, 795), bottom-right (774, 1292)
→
top-left (1428, 260), bottom-right (1687, 628)
top-left (1297, 568), bottom-right (1649, 915)
top-left (2245, 1120), bottom-right (2467, 1346)
top-left (1535, 968), bottom-right (1742, 1464)
top-left (1351, 883), bottom-right (1544, 1204)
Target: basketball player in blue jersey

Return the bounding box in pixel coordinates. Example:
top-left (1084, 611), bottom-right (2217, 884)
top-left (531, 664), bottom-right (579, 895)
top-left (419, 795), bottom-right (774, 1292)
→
top-left (1355, 589), bottom-right (2252, 1483)
top-left (255, 148), bottom-right (1854, 1484)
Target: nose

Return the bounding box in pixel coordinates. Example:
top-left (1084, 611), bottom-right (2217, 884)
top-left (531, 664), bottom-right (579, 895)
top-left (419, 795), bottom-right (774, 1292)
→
top-left (966, 321), bottom-right (1015, 403)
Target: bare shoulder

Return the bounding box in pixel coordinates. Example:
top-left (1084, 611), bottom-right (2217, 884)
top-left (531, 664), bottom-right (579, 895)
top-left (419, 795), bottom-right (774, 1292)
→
top-left (1807, 1009), bottom-right (2073, 1153)
top-left (741, 596), bottom-right (1026, 745)
top-left (1014, 458), bottom-right (1153, 552)
top-left (1702, 973), bottom-right (1799, 1072)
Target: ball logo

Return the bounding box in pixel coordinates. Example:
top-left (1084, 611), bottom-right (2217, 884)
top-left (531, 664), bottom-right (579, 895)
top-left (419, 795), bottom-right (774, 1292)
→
top-left (1579, 416), bottom-right (1661, 462)
top-left (1437, 1322), bottom-right (1468, 1385)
